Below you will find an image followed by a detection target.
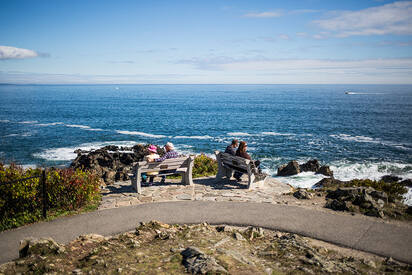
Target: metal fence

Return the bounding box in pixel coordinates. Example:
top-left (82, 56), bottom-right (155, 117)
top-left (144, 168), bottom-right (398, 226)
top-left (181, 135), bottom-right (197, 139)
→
top-left (0, 169), bottom-right (48, 218)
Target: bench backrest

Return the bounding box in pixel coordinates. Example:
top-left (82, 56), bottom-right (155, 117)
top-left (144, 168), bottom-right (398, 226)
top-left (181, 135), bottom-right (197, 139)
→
top-left (215, 151), bottom-right (251, 170)
top-left (136, 156), bottom-right (192, 173)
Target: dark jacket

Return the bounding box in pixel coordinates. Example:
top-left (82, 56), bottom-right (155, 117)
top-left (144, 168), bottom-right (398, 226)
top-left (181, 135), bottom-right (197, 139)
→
top-left (225, 145), bottom-right (236, 156)
top-left (235, 150), bottom-right (251, 160)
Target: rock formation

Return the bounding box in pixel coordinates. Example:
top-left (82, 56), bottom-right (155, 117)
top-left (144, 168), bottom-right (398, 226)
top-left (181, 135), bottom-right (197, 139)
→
top-left (278, 159), bottom-right (334, 177)
top-left (70, 144), bottom-right (165, 184)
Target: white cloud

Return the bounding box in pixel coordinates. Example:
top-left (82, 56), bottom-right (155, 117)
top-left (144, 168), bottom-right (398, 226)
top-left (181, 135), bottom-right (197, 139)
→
top-left (278, 34), bottom-right (291, 40)
top-left (244, 11), bottom-right (282, 18)
top-left (0, 46), bottom-right (38, 60)
top-left (313, 1), bottom-right (412, 37)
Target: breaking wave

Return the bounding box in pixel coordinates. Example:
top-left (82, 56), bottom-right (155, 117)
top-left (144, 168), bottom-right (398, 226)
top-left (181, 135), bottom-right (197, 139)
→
top-left (115, 130), bottom-right (167, 138)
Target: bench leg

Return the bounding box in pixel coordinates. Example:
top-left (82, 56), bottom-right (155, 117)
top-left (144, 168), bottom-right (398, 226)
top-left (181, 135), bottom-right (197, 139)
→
top-left (132, 167), bottom-right (142, 194)
top-left (247, 173), bottom-right (256, 189)
top-left (186, 156), bottom-right (194, 185)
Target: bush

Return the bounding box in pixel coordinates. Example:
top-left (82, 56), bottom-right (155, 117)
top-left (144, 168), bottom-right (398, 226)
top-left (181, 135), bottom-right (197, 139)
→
top-left (193, 154), bottom-right (218, 178)
top-left (0, 163), bottom-right (101, 231)
top-left (345, 179), bottom-right (407, 202)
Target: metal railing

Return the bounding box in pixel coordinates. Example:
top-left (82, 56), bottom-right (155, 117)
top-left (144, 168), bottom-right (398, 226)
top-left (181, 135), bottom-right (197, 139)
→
top-left (0, 169), bottom-right (48, 218)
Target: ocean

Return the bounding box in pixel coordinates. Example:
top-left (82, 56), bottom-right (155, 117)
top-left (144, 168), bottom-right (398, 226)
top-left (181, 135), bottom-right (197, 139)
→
top-left (1, 84), bottom-right (411, 203)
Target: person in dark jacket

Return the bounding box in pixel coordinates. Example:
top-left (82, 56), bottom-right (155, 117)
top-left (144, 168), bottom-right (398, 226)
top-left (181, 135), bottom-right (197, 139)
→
top-left (234, 141), bottom-right (261, 181)
top-left (225, 139), bottom-right (238, 156)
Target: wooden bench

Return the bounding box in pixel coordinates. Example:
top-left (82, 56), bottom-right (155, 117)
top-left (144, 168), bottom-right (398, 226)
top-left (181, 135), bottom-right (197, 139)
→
top-left (215, 151), bottom-right (267, 189)
top-left (130, 156), bottom-right (195, 194)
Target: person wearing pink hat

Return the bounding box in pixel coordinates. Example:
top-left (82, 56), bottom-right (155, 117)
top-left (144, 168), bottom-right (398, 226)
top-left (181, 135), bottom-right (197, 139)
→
top-left (142, 145), bottom-right (160, 184)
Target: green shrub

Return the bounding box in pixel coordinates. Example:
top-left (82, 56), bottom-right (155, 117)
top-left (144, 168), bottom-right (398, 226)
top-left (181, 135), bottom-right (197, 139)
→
top-left (345, 179), bottom-right (407, 201)
top-left (193, 154), bottom-right (218, 178)
top-left (0, 163), bottom-right (101, 231)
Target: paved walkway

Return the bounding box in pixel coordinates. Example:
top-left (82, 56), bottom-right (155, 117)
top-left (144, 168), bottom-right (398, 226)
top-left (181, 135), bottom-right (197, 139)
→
top-left (1, 201), bottom-right (411, 265)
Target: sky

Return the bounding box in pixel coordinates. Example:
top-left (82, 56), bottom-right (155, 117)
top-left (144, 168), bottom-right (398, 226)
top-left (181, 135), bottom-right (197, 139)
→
top-left (1, 0), bottom-right (412, 84)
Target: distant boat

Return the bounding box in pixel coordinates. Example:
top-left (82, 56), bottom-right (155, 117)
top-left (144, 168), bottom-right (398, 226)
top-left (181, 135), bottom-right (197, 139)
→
top-left (345, 91), bottom-right (355, 94)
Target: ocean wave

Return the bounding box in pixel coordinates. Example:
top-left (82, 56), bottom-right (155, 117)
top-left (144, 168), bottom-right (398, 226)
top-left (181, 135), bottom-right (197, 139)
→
top-left (36, 122), bottom-right (64, 126)
top-left (0, 119), bottom-right (10, 123)
top-left (330, 134), bottom-right (410, 150)
top-left (261, 132), bottom-right (294, 136)
top-left (33, 141), bottom-right (140, 161)
top-left (18, 121), bottom-right (38, 124)
top-left (116, 130), bottom-right (167, 138)
top-left (173, 135), bottom-right (212, 140)
top-left (3, 132), bottom-right (32, 137)
top-left (227, 132), bottom-right (250, 136)
top-left (330, 161), bottom-right (412, 182)
top-left (66, 124), bottom-right (92, 129)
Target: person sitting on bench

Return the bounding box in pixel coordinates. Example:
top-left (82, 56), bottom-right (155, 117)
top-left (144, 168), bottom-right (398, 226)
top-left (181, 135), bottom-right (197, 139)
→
top-left (155, 142), bottom-right (179, 183)
top-left (225, 139), bottom-right (238, 156)
top-left (141, 145), bottom-right (160, 185)
top-left (234, 141), bottom-right (261, 181)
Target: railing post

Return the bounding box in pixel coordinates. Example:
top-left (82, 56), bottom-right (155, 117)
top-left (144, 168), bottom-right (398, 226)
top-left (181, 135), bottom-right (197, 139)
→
top-left (42, 169), bottom-right (47, 219)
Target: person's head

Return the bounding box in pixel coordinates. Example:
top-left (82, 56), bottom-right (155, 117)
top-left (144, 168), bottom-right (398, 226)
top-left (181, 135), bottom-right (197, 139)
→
top-left (238, 141), bottom-right (247, 152)
top-left (231, 139), bottom-right (238, 148)
top-left (148, 145), bottom-right (157, 154)
top-left (165, 142), bottom-right (175, 152)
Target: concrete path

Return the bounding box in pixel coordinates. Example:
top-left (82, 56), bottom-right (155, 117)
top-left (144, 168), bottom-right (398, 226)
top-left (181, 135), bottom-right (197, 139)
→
top-left (1, 201), bottom-right (411, 265)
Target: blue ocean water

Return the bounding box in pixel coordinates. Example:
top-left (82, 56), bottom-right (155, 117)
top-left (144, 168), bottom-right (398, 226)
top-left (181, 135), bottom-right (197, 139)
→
top-left (1, 84), bottom-right (411, 191)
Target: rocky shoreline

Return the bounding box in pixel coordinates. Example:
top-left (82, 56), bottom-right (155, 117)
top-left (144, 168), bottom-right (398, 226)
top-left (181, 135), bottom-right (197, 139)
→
top-left (70, 144), bottom-right (166, 184)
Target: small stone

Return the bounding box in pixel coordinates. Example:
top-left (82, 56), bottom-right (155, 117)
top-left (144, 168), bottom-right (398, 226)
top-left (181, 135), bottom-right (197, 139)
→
top-left (364, 259), bottom-right (377, 268)
top-left (72, 269), bottom-right (82, 274)
top-left (117, 268), bottom-right (123, 273)
top-left (233, 232), bottom-right (246, 241)
top-left (176, 194), bottom-right (192, 200)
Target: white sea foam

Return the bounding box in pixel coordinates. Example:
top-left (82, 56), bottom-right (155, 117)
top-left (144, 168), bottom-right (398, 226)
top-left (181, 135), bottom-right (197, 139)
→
top-left (18, 121), bottom-right (38, 124)
top-left (116, 130), bottom-right (167, 138)
top-left (66, 124), bottom-right (92, 129)
top-left (330, 161), bottom-right (412, 182)
top-left (0, 119), bottom-right (10, 123)
top-left (33, 141), bottom-right (140, 161)
top-left (330, 134), bottom-right (410, 150)
top-left (277, 172), bottom-right (328, 189)
top-left (227, 132), bottom-right (250, 136)
top-left (36, 122), bottom-right (64, 126)
top-left (403, 188), bottom-right (412, 206)
top-left (261, 132), bottom-right (294, 136)
top-left (3, 132), bottom-right (32, 137)
top-left (173, 135), bottom-right (212, 140)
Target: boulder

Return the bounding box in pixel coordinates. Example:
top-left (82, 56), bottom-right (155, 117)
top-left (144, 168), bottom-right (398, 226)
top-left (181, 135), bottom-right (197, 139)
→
top-left (19, 238), bottom-right (65, 258)
top-left (325, 199), bottom-right (348, 211)
top-left (299, 159), bottom-right (320, 173)
top-left (70, 144), bottom-right (165, 184)
top-left (293, 189), bottom-right (313, 200)
top-left (316, 166), bottom-right (334, 177)
top-left (277, 161), bottom-right (300, 176)
top-left (312, 178), bottom-right (345, 188)
top-left (181, 247), bottom-right (227, 274)
top-left (400, 179), bottom-right (412, 187)
top-left (381, 175), bottom-right (402, 183)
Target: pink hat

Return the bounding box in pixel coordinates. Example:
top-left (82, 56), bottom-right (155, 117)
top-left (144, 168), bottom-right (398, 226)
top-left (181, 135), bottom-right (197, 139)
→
top-left (148, 145), bottom-right (157, 153)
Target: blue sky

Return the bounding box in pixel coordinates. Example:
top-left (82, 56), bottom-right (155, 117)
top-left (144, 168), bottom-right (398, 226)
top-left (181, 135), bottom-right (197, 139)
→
top-left (1, 0), bottom-right (412, 84)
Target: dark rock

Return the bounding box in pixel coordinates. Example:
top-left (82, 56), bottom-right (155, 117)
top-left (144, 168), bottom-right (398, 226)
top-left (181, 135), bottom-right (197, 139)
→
top-left (381, 175), bottom-right (402, 183)
top-left (369, 190), bottom-right (388, 203)
top-left (293, 189), bottom-right (313, 200)
top-left (19, 238), bottom-right (65, 258)
top-left (326, 187), bottom-right (359, 201)
top-left (400, 179), bottom-right (412, 187)
top-left (325, 199), bottom-right (348, 211)
top-left (316, 166), bottom-right (334, 177)
top-left (181, 247), bottom-right (227, 274)
top-left (277, 161), bottom-right (300, 176)
top-left (312, 178), bottom-right (345, 188)
top-left (299, 159), bottom-right (320, 173)
top-left (406, 206), bottom-right (412, 215)
top-left (365, 208), bottom-right (384, 218)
